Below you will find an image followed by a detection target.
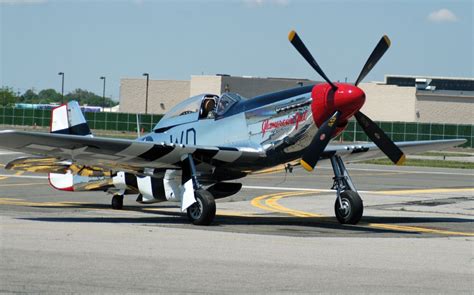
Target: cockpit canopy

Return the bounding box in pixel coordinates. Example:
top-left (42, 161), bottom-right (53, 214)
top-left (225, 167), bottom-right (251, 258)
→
top-left (153, 93), bottom-right (245, 131)
top-left (215, 93), bottom-right (243, 116)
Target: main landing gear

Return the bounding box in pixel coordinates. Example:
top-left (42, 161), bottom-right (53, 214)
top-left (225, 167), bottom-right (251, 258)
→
top-left (330, 155), bottom-right (363, 224)
top-left (184, 155), bottom-right (216, 226)
top-left (187, 189), bottom-right (216, 225)
top-left (111, 194), bottom-right (124, 210)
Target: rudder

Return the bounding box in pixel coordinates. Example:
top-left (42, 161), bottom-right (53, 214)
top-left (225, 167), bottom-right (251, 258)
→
top-left (50, 101), bottom-right (92, 136)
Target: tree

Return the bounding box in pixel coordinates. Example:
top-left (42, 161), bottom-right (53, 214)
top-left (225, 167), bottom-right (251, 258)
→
top-left (22, 89), bottom-right (39, 103)
top-left (0, 87), bottom-right (16, 106)
top-left (38, 89), bottom-right (62, 104)
top-left (65, 88), bottom-right (117, 107)
top-left (1, 86), bottom-right (118, 108)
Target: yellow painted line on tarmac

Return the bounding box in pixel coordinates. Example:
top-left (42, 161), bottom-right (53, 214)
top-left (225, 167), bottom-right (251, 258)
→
top-left (374, 187), bottom-right (474, 195)
top-left (249, 191), bottom-right (474, 236)
top-left (0, 182), bottom-right (46, 188)
top-left (250, 192), bottom-right (291, 213)
top-left (216, 210), bottom-right (257, 217)
top-left (368, 223), bottom-right (474, 237)
top-left (0, 170), bottom-right (24, 181)
top-left (265, 192), bottom-right (324, 217)
top-left (0, 198), bottom-right (23, 201)
top-left (142, 207), bottom-right (178, 213)
top-left (0, 197), bottom-right (92, 207)
top-left (251, 191), bottom-right (321, 217)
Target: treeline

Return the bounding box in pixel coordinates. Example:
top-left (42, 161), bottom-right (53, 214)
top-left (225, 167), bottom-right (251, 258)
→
top-left (0, 87), bottom-right (118, 107)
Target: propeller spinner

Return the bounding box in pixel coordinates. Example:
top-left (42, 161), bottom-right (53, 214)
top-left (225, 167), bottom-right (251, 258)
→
top-left (288, 30), bottom-right (405, 171)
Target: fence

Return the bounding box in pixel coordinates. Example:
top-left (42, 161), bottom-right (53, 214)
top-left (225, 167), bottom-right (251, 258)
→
top-left (0, 107), bottom-right (163, 133)
top-left (338, 120), bottom-right (472, 148)
top-left (0, 107), bottom-right (472, 147)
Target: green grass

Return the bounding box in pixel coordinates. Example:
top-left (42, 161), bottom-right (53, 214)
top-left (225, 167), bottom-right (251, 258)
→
top-left (95, 132), bottom-right (138, 139)
top-left (361, 158), bottom-right (474, 169)
top-left (417, 151), bottom-right (473, 157)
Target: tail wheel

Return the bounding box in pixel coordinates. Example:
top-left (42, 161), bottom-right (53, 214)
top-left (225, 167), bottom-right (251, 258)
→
top-left (111, 194), bottom-right (124, 210)
top-left (334, 190), bottom-right (363, 225)
top-left (187, 189), bottom-right (216, 226)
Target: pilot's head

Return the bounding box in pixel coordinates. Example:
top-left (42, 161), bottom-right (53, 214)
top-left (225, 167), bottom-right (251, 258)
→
top-left (204, 99), bottom-right (215, 112)
top-left (201, 99), bottom-right (216, 118)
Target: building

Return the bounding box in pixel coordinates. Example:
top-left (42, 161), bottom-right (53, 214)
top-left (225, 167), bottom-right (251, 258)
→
top-left (119, 75), bottom-right (314, 115)
top-left (119, 74), bottom-right (474, 124)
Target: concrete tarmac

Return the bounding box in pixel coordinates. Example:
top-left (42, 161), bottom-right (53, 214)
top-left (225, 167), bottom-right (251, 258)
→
top-left (0, 151), bottom-right (473, 293)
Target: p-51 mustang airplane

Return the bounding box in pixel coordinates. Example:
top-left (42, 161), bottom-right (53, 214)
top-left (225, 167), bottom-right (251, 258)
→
top-left (0, 31), bottom-right (465, 225)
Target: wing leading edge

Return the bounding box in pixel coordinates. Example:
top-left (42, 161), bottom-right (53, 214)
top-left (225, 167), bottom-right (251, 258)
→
top-left (324, 139), bottom-right (467, 162)
top-left (0, 130), bottom-right (263, 173)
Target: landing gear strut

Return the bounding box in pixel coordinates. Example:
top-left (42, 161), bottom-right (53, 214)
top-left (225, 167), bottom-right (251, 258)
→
top-left (184, 155), bottom-right (216, 225)
top-left (330, 155), bottom-right (363, 224)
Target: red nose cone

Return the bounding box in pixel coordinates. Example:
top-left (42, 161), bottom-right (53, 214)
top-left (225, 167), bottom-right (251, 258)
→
top-left (311, 83), bottom-right (365, 128)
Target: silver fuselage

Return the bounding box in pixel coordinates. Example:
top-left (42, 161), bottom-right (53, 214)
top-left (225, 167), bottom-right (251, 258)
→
top-left (139, 88), bottom-right (317, 176)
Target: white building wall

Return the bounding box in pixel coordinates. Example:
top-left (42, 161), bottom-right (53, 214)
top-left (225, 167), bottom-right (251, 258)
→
top-left (119, 75), bottom-right (473, 124)
top-left (189, 76), bottom-right (222, 96)
top-left (415, 92), bottom-right (474, 124)
top-left (119, 79), bottom-right (190, 114)
top-left (220, 76), bottom-right (314, 98)
top-left (359, 83), bottom-right (417, 122)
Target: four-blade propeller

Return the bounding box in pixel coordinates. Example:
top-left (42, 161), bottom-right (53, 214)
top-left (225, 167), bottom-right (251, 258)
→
top-left (289, 30), bottom-right (405, 171)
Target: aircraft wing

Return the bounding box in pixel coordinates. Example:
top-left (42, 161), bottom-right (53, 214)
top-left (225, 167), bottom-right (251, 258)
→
top-left (0, 130), bottom-right (263, 174)
top-left (325, 139), bottom-right (467, 163)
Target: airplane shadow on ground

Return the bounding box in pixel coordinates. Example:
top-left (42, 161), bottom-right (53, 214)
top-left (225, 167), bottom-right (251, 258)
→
top-left (19, 203), bottom-right (474, 236)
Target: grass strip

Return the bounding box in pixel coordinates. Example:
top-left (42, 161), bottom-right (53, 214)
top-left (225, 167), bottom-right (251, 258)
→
top-left (418, 151), bottom-right (474, 157)
top-left (361, 158), bottom-right (474, 169)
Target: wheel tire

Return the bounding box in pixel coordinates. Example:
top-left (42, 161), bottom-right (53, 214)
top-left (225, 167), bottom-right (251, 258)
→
top-left (112, 194), bottom-right (124, 210)
top-left (186, 189), bottom-right (216, 226)
top-left (334, 190), bottom-right (363, 225)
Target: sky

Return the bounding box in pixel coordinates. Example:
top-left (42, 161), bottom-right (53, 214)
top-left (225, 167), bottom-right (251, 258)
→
top-left (1, 0), bottom-right (473, 100)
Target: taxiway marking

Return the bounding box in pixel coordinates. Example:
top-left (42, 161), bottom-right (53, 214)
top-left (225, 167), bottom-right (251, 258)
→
top-left (0, 174), bottom-right (46, 179)
top-left (250, 191), bottom-right (474, 236)
top-left (0, 171), bottom-right (24, 181)
top-left (367, 223), bottom-right (474, 236)
top-left (251, 191), bottom-right (319, 217)
top-left (375, 187), bottom-right (474, 195)
top-left (0, 198), bottom-right (93, 207)
top-left (0, 182), bottom-right (46, 188)
top-left (244, 185), bottom-right (474, 195)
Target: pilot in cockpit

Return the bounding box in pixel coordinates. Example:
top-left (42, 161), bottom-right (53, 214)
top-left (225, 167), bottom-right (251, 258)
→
top-left (200, 98), bottom-right (216, 119)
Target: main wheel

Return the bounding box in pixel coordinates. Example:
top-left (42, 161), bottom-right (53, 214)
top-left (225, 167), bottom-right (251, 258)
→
top-left (186, 189), bottom-right (216, 226)
top-left (111, 194), bottom-right (124, 210)
top-left (334, 190), bottom-right (363, 225)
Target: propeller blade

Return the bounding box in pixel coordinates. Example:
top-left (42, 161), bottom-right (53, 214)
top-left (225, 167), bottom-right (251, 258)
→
top-left (301, 111), bottom-right (341, 171)
top-left (354, 111), bottom-right (405, 165)
top-left (288, 30), bottom-right (337, 90)
top-left (354, 35), bottom-right (391, 86)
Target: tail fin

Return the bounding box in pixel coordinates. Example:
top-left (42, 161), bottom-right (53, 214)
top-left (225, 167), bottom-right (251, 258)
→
top-left (50, 101), bottom-right (92, 136)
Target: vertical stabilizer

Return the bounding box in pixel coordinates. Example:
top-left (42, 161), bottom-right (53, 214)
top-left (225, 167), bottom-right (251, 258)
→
top-left (50, 101), bottom-right (92, 136)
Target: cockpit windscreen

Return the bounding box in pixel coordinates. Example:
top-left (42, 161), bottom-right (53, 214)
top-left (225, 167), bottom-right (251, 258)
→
top-left (216, 93), bottom-right (243, 116)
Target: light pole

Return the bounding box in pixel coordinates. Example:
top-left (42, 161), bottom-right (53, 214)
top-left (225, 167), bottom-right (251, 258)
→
top-left (100, 76), bottom-right (106, 110)
top-left (142, 73), bottom-right (149, 114)
top-left (58, 72), bottom-right (64, 104)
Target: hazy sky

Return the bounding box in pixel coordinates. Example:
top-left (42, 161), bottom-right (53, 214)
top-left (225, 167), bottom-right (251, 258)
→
top-left (1, 0), bottom-right (473, 100)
